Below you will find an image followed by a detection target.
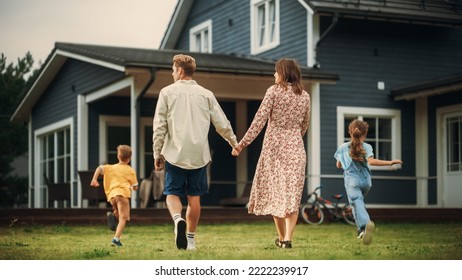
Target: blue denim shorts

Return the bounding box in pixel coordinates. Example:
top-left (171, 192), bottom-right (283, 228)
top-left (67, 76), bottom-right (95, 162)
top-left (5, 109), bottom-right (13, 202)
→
top-left (164, 161), bottom-right (208, 197)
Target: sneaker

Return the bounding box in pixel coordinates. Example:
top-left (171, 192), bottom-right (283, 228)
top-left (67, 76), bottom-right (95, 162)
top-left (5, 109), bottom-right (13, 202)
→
top-left (107, 212), bottom-right (118, 231)
top-left (187, 239), bottom-right (196, 251)
top-left (174, 218), bottom-right (187, 250)
top-left (362, 221), bottom-right (375, 245)
top-left (111, 238), bottom-right (122, 247)
top-left (357, 231), bottom-right (364, 239)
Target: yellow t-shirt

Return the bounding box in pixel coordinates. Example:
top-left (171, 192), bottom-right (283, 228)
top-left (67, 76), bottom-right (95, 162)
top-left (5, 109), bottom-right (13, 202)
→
top-left (101, 163), bottom-right (138, 201)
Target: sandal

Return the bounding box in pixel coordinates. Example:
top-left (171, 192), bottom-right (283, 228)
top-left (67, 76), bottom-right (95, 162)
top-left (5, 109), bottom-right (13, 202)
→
top-left (281, 240), bottom-right (292, 249)
top-left (275, 238), bottom-right (283, 248)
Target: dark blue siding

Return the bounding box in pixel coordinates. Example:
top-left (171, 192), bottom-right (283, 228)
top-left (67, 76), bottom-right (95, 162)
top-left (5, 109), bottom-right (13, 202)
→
top-left (32, 59), bottom-right (124, 201)
top-left (316, 18), bottom-right (462, 204)
top-left (176, 0), bottom-right (308, 64)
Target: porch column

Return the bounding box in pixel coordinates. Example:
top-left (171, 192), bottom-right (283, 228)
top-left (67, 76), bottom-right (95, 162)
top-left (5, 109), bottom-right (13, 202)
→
top-left (236, 101), bottom-right (248, 196)
top-left (415, 97), bottom-right (428, 207)
top-left (77, 94), bottom-right (88, 207)
top-left (308, 83), bottom-right (321, 193)
top-left (130, 82), bottom-right (139, 207)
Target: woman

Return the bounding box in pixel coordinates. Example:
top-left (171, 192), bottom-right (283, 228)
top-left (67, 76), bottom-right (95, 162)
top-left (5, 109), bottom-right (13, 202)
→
top-left (232, 58), bottom-right (310, 248)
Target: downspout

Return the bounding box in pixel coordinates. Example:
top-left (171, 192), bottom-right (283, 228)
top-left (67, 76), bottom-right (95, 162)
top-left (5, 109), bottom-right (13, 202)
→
top-left (134, 67), bottom-right (156, 207)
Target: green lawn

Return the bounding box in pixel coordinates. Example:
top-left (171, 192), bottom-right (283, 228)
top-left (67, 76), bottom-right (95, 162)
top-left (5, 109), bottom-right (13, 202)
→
top-left (1, 222), bottom-right (461, 260)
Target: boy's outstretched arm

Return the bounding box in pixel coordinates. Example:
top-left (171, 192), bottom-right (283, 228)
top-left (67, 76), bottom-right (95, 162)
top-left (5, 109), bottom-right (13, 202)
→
top-left (90, 166), bottom-right (103, 187)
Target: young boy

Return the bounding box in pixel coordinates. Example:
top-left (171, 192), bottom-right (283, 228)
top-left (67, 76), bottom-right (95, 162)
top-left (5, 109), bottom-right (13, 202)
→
top-left (90, 145), bottom-right (138, 247)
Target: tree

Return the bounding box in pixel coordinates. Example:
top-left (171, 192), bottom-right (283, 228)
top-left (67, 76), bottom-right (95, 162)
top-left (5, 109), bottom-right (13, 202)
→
top-left (0, 52), bottom-right (36, 207)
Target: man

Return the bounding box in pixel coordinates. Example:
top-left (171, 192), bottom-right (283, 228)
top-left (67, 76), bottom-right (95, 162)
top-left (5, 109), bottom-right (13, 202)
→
top-left (153, 54), bottom-right (238, 250)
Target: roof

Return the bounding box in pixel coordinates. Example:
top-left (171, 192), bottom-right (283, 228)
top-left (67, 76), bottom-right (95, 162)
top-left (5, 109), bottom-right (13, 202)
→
top-left (11, 42), bottom-right (338, 123)
top-left (303, 0), bottom-right (462, 27)
top-left (391, 73), bottom-right (462, 100)
top-left (54, 42), bottom-right (336, 78)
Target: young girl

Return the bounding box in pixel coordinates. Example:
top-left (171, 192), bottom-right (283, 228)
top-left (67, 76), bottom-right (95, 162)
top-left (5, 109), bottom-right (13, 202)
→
top-left (334, 119), bottom-right (402, 245)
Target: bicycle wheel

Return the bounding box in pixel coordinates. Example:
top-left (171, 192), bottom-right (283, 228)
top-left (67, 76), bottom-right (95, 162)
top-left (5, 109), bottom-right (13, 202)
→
top-left (300, 203), bottom-right (324, 225)
top-left (341, 204), bottom-right (356, 225)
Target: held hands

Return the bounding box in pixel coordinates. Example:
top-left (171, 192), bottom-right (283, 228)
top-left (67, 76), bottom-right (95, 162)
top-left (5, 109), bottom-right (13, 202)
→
top-left (231, 143), bottom-right (243, 157)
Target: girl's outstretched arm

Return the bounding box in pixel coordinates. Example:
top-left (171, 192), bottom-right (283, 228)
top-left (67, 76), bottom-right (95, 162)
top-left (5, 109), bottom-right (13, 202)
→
top-left (367, 157), bottom-right (403, 166)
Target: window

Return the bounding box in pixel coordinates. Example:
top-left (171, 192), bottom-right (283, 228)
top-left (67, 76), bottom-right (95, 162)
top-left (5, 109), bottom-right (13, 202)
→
top-left (337, 107), bottom-right (401, 171)
top-left (190, 20), bottom-right (212, 53)
top-left (251, 0), bottom-right (279, 54)
top-left (447, 114), bottom-right (462, 172)
top-left (39, 127), bottom-right (71, 184)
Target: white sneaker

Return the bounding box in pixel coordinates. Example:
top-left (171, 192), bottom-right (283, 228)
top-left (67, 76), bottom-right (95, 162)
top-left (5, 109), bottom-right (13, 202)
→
top-left (187, 239), bottom-right (196, 251)
top-left (362, 221), bottom-right (375, 245)
top-left (174, 218), bottom-right (187, 250)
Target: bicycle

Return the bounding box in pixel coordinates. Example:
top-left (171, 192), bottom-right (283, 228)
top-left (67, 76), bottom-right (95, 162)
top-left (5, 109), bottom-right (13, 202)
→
top-left (299, 186), bottom-right (356, 225)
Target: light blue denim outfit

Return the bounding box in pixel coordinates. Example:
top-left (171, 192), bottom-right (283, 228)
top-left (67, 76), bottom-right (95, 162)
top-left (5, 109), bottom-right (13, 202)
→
top-left (334, 142), bottom-right (373, 231)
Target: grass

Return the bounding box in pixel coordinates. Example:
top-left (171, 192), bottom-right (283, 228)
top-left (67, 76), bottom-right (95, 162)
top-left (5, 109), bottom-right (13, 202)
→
top-left (0, 221), bottom-right (461, 260)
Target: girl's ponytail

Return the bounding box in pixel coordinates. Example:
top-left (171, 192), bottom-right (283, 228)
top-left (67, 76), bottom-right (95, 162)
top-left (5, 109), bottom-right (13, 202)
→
top-left (349, 120), bottom-right (368, 161)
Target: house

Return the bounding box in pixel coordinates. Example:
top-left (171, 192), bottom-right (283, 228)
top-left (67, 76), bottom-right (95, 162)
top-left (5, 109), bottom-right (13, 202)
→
top-left (159, 0), bottom-right (462, 208)
top-left (11, 0), bottom-right (462, 209)
top-left (10, 43), bottom-right (336, 208)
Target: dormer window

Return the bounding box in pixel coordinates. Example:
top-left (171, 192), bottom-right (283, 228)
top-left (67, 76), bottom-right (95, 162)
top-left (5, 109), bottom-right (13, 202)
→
top-left (189, 19), bottom-right (212, 53)
top-left (251, 0), bottom-right (280, 55)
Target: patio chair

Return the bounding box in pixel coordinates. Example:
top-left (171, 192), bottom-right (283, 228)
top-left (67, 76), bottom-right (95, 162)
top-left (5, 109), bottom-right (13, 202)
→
top-left (43, 173), bottom-right (71, 208)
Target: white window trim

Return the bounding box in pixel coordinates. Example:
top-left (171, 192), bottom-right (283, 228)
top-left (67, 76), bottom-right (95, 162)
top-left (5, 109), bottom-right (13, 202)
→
top-left (34, 117), bottom-right (74, 207)
top-left (189, 19), bottom-right (213, 53)
top-left (336, 106), bottom-right (401, 171)
top-left (250, 0), bottom-right (280, 55)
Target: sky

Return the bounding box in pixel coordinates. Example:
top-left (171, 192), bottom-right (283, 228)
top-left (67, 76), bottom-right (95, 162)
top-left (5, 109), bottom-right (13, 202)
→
top-left (0, 0), bottom-right (177, 71)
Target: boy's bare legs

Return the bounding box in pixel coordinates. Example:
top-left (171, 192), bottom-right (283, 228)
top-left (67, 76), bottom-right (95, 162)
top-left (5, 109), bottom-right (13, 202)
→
top-left (114, 197), bottom-right (129, 239)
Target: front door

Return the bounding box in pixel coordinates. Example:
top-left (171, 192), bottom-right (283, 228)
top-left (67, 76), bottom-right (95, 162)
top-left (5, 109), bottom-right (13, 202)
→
top-left (443, 111), bottom-right (462, 207)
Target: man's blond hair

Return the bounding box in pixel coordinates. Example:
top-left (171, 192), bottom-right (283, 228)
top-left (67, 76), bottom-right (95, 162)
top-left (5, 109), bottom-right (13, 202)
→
top-left (173, 54), bottom-right (196, 77)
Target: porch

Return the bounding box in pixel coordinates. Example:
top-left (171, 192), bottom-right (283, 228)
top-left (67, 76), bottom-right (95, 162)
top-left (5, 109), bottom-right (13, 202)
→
top-left (1, 207), bottom-right (461, 227)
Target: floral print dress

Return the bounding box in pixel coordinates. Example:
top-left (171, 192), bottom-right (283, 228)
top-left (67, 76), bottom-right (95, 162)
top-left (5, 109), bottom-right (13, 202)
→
top-left (240, 84), bottom-right (311, 218)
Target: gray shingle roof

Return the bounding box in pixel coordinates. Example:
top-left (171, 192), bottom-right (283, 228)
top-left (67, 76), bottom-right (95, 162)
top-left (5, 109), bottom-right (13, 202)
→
top-left (304, 0), bottom-right (462, 27)
top-left (391, 73), bottom-right (462, 100)
top-left (55, 42), bottom-right (338, 81)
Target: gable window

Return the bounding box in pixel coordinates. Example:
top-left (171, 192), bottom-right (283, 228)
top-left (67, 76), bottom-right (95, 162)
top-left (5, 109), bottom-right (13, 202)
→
top-left (190, 19), bottom-right (212, 53)
top-left (251, 0), bottom-right (280, 54)
top-left (337, 107), bottom-right (401, 171)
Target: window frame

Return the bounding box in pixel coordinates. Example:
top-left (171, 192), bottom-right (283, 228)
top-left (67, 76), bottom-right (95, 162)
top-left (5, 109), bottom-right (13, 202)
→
top-left (336, 106), bottom-right (401, 171)
top-left (250, 0), bottom-right (280, 55)
top-left (189, 19), bottom-right (213, 53)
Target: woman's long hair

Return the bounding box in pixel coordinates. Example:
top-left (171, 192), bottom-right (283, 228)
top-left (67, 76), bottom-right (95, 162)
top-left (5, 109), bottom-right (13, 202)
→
top-left (348, 119), bottom-right (369, 161)
top-left (275, 58), bottom-right (303, 94)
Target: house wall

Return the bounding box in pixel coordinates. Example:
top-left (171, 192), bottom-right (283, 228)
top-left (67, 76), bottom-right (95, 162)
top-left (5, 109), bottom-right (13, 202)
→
top-left (175, 0), bottom-right (307, 63)
top-left (32, 59), bottom-right (124, 206)
top-left (316, 18), bottom-right (462, 204)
